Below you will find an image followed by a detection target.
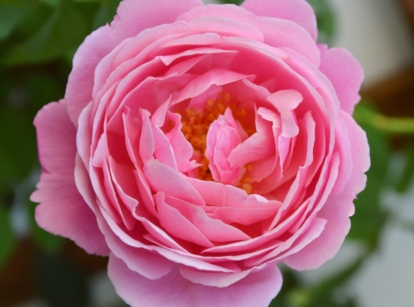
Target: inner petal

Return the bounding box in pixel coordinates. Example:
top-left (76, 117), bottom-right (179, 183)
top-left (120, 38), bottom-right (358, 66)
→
top-left (180, 92), bottom-right (255, 193)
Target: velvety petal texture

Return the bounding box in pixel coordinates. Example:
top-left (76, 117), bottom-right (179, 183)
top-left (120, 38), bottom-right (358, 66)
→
top-left (32, 0), bottom-right (369, 306)
top-left (31, 101), bottom-right (109, 255)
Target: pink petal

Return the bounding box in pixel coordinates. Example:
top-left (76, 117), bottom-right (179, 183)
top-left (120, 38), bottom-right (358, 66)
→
top-left (139, 110), bottom-right (155, 164)
top-left (241, 0), bottom-right (318, 41)
top-left (102, 223), bottom-right (173, 280)
top-left (206, 109), bottom-right (244, 185)
top-left (267, 89), bottom-right (303, 138)
top-left (108, 255), bottom-right (283, 307)
top-left (31, 101), bottom-right (108, 255)
top-left (283, 193), bottom-right (352, 270)
top-left (177, 4), bottom-right (320, 65)
top-left (65, 26), bottom-right (118, 126)
top-left (249, 217), bottom-right (327, 267)
top-left (156, 192), bottom-right (214, 248)
top-left (166, 113), bottom-right (198, 173)
top-left (319, 46), bottom-right (364, 114)
top-left (188, 16), bottom-right (264, 42)
top-left (172, 68), bottom-right (254, 104)
top-left (341, 111), bottom-right (370, 197)
top-left (144, 159), bottom-right (204, 206)
top-left (165, 195), bottom-right (251, 242)
top-left (111, 0), bottom-right (203, 41)
top-left (179, 265), bottom-right (249, 287)
top-left (228, 110), bottom-right (275, 167)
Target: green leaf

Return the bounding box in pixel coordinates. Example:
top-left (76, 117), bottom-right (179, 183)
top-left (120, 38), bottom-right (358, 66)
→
top-left (0, 5), bottom-right (29, 40)
top-left (348, 124), bottom-right (389, 247)
top-left (38, 0), bottom-right (60, 7)
top-left (0, 205), bottom-right (16, 268)
top-left (92, 0), bottom-right (119, 30)
top-left (0, 107), bottom-right (37, 188)
top-left (28, 201), bottom-right (64, 254)
top-left (4, 2), bottom-right (88, 65)
top-left (307, 0), bottom-right (336, 44)
top-left (0, 0), bottom-right (34, 7)
top-left (220, 0), bottom-right (243, 5)
top-left (395, 144), bottom-right (414, 193)
top-left (309, 255), bottom-right (366, 306)
top-left (35, 252), bottom-right (89, 307)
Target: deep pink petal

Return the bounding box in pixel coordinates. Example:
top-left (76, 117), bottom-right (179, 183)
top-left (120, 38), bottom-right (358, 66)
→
top-left (108, 255), bottom-right (283, 307)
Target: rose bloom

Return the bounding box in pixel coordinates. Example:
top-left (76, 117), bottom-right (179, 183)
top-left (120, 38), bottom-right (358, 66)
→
top-left (31, 0), bottom-right (370, 306)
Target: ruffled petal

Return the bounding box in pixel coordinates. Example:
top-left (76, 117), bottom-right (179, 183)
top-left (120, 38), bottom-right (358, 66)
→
top-left (108, 255), bottom-right (282, 307)
top-left (241, 0), bottom-right (317, 41)
top-left (319, 46), bottom-right (364, 114)
top-left (31, 101), bottom-right (108, 255)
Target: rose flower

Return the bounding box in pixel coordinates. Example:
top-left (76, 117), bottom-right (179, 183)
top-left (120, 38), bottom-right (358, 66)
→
top-left (31, 0), bottom-right (370, 306)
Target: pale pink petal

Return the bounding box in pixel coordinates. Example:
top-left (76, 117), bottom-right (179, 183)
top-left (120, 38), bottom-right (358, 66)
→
top-left (31, 101), bottom-right (108, 255)
top-left (241, 0), bottom-right (318, 41)
top-left (319, 46), bottom-right (364, 114)
top-left (108, 255), bottom-right (283, 307)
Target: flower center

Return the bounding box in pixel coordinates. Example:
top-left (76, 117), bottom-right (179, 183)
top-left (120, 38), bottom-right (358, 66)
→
top-left (180, 92), bottom-right (255, 193)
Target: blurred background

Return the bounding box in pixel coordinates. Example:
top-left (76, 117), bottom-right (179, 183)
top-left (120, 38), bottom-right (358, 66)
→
top-left (0, 0), bottom-right (413, 306)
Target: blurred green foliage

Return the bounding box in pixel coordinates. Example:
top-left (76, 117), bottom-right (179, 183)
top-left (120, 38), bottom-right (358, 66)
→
top-left (0, 1), bottom-right (413, 307)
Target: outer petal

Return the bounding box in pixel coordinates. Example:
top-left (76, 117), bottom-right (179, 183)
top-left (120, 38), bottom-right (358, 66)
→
top-left (65, 25), bottom-right (118, 125)
top-left (282, 193), bottom-right (352, 270)
top-left (31, 101), bottom-right (109, 255)
top-left (109, 255), bottom-right (282, 307)
top-left (66, 0), bottom-right (204, 125)
top-left (340, 111), bottom-right (370, 197)
top-left (111, 0), bottom-right (204, 41)
top-left (319, 46), bottom-right (364, 114)
top-left (241, 0), bottom-right (317, 41)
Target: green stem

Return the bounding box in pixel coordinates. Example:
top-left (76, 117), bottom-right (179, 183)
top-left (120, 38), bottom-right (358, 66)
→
top-left (354, 106), bottom-right (414, 135)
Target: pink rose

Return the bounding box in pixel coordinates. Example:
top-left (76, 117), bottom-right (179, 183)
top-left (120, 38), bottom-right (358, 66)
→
top-left (31, 0), bottom-right (370, 306)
